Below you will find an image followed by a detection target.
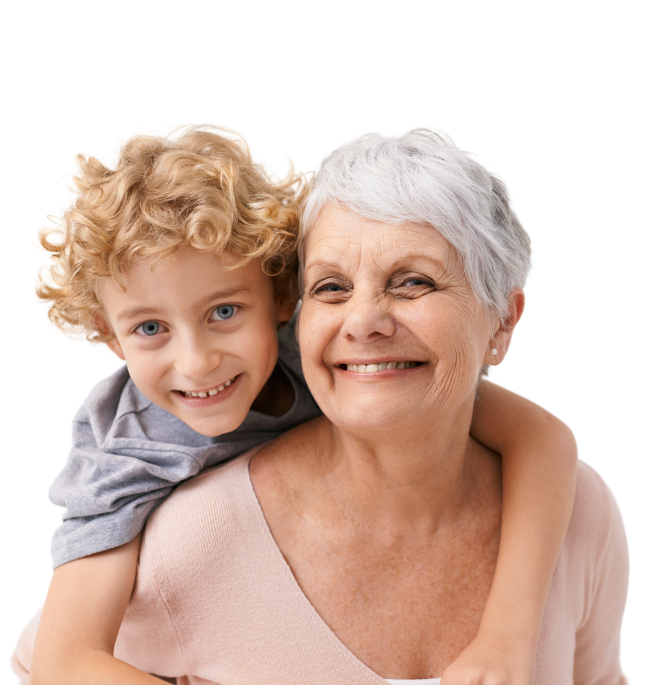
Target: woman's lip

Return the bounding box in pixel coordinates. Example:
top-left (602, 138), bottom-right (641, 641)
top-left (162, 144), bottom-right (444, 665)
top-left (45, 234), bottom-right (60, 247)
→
top-left (334, 359), bottom-right (425, 365)
top-left (334, 362), bottom-right (427, 375)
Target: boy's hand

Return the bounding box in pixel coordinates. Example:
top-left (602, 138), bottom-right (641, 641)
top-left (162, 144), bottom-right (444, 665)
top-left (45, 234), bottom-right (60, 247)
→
top-left (440, 632), bottom-right (535, 685)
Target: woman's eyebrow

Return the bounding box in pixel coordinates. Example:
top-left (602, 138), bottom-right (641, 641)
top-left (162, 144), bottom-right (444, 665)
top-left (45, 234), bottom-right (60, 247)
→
top-left (303, 260), bottom-right (344, 274)
top-left (388, 252), bottom-right (447, 267)
top-left (305, 254), bottom-right (448, 274)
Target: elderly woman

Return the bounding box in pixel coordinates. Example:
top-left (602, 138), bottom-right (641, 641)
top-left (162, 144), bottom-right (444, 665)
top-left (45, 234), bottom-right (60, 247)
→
top-left (16, 132), bottom-right (628, 685)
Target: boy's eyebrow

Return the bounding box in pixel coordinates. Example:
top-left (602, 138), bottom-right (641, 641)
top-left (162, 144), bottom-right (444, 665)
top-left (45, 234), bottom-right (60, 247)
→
top-left (192, 286), bottom-right (253, 311)
top-left (116, 286), bottom-right (253, 322)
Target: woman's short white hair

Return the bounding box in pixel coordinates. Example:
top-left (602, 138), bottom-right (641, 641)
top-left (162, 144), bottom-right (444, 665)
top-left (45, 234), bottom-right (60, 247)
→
top-left (299, 130), bottom-right (531, 324)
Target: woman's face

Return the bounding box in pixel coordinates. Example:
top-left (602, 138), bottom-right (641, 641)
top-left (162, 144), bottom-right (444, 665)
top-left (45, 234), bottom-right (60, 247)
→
top-left (299, 204), bottom-right (498, 433)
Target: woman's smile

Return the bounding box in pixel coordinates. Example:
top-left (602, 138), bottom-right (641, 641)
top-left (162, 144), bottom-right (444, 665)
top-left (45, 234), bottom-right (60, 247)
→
top-left (335, 360), bottom-right (426, 375)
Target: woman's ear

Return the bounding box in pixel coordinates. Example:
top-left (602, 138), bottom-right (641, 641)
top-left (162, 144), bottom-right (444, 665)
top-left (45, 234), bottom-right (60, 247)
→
top-left (485, 288), bottom-right (525, 365)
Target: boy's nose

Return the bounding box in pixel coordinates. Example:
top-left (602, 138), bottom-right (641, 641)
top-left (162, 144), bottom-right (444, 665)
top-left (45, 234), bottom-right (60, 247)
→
top-left (174, 335), bottom-right (222, 380)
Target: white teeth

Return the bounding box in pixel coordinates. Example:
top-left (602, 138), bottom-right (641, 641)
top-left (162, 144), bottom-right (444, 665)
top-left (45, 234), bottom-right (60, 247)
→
top-left (180, 376), bottom-right (237, 398)
top-left (346, 361), bottom-right (418, 373)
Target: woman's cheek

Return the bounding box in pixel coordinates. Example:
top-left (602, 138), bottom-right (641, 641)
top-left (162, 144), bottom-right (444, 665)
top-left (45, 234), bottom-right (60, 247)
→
top-left (436, 325), bottom-right (488, 407)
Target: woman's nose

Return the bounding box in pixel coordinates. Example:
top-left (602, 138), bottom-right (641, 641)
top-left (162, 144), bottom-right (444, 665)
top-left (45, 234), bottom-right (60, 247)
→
top-left (340, 291), bottom-right (396, 342)
top-left (173, 333), bottom-right (222, 380)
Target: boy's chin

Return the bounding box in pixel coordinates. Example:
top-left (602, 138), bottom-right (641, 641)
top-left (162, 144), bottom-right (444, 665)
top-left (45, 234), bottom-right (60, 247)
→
top-left (180, 411), bottom-right (248, 438)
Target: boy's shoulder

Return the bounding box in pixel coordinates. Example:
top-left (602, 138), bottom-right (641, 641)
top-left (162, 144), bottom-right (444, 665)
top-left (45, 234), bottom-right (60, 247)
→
top-left (73, 365), bottom-right (216, 450)
top-left (73, 365), bottom-right (134, 434)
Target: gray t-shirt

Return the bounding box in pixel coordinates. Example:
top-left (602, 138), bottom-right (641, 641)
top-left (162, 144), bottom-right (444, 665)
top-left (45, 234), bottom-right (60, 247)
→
top-left (49, 323), bottom-right (321, 568)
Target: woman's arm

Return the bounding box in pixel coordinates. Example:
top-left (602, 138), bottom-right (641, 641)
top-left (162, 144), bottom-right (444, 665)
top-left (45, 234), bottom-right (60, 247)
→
top-left (31, 534), bottom-right (166, 685)
top-left (443, 381), bottom-right (577, 685)
top-left (573, 482), bottom-right (628, 685)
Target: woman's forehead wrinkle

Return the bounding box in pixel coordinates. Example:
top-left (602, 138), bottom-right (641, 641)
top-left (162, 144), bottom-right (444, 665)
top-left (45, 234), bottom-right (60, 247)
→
top-left (361, 224), bottom-right (455, 275)
top-left (305, 229), bottom-right (360, 272)
top-left (307, 208), bottom-right (462, 280)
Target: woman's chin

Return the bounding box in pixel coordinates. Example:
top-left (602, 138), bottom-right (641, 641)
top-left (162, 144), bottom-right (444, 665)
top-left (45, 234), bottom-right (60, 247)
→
top-left (324, 399), bottom-right (429, 437)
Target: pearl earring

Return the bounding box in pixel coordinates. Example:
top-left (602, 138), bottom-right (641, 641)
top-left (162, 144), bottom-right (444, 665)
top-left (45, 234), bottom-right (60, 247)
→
top-left (491, 348), bottom-right (497, 356)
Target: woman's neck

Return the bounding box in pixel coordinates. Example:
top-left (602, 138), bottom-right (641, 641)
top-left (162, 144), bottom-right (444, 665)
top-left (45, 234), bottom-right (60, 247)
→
top-left (305, 396), bottom-right (490, 533)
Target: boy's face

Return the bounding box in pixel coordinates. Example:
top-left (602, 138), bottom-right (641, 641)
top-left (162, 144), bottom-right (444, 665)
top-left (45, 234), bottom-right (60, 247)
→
top-left (100, 248), bottom-right (293, 437)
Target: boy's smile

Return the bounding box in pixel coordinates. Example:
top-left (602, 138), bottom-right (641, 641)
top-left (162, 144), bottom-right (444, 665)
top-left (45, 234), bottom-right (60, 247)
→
top-left (100, 247), bottom-right (294, 436)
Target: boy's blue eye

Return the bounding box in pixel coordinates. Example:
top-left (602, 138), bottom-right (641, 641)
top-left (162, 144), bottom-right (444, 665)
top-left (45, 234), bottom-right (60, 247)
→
top-left (138, 321), bottom-right (160, 336)
top-left (213, 305), bottom-right (236, 320)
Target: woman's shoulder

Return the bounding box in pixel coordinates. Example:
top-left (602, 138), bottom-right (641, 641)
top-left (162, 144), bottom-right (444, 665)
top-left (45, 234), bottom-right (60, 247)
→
top-left (571, 462), bottom-right (621, 543)
top-left (248, 416), bottom-right (331, 494)
top-left (141, 449), bottom-right (263, 569)
top-left (118, 448), bottom-right (274, 673)
top-left (562, 461), bottom-right (628, 590)
top-left (152, 447), bottom-right (255, 507)
top-left (548, 462), bottom-right (629, 684)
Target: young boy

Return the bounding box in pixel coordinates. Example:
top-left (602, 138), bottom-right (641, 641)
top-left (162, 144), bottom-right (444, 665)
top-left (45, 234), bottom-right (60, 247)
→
top-left (15, 127), bottom-right (576, 685)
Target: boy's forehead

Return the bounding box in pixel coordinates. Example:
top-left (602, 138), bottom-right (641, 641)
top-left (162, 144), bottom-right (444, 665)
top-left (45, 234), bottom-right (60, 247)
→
top-left (106, 249), bottom-right (258, 289)
top-left (99, 249), bottom-right (271, 319)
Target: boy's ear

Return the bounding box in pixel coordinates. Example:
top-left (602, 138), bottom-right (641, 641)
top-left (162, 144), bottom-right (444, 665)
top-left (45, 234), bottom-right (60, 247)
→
top-left (95, 313), bottom-right (126, 361)
top-left (106, 338), bottom-right (126, 361)
top-left (275, 294), bottom-right (299, 324)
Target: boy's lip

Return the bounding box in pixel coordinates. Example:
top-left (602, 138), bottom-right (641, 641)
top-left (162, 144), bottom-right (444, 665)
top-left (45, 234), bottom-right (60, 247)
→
top-left (173, 374), bottom-right (241, 406)
top-left (176, 374), bottom-right (239, 397)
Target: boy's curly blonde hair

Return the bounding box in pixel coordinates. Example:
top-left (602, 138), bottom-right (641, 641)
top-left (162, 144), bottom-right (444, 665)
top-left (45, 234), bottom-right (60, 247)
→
top-left (38, 127), bottom-right (308, 342)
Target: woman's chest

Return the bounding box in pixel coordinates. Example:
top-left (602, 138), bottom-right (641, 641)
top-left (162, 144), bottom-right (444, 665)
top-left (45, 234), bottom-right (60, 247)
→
top-left (252, 454), bottom-right (500, 679)
top-left (283, 522), bottom-right (501, 679)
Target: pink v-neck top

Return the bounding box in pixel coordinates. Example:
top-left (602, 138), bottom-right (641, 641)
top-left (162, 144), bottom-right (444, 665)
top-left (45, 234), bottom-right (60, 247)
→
top-left (110, 452), bottom-right (628, 685)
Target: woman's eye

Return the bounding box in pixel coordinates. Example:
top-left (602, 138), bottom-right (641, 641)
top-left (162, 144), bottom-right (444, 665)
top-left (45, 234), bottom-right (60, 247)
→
top-left (136, 321), bottom-right (160, 336)
top-left (212, 305), bottom-right (237, 320)
top-left (313, 279), bottom-right (349, 294)
top-left (396, 274), bottom-right (436, 288)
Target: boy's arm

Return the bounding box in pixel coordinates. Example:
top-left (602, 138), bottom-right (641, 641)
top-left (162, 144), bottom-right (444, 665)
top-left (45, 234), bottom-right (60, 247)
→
top-left (443, 381), bottom-right (577, 685)
top-left (31, 534), bottom-right (167, 685)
